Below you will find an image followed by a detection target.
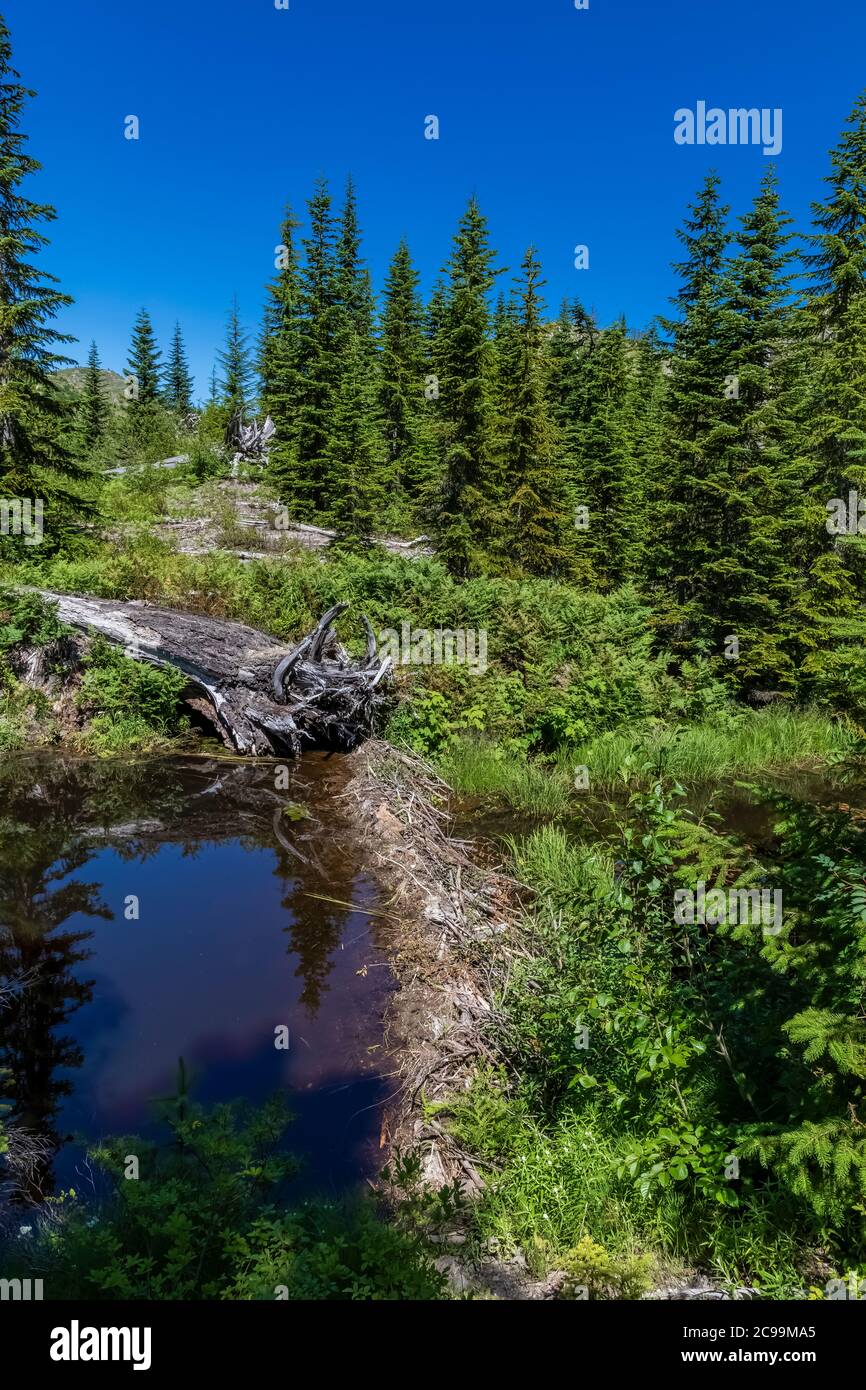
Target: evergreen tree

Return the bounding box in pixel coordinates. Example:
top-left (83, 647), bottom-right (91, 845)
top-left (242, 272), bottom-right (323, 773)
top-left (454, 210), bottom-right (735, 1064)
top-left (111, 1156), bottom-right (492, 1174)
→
top-left (335, 176), bottom-right (375, 340)
top-left (380, 238), bottom-right (438, 513)
top-left (295, 176), bottom-right (340, 518)
top-left (719, 168), bottom-right (813, 686)
top-left (321, 176), bottom-right (387, 520)
top-left (217, 296), bottom-right (255, 420)
top-left (571, 319), bottom-right (640, 588)
top-left (546, 297), bottom-right (598, 484)
top-left (260, 204), bottom-right (304, 504)
top-left (495, 247), bottom-right (572, 575)
top-left (657, 173), bottom-right (735, 642)
top-left (798, 92), bottom-right (866, 703)
top-left (77, 341), bottom-right (109, 454)
top-left (625, 327), bottom-right (667, 585)
top-left (164, 321), bottom-right (194, 413)
top-left (805, 91), bottom-right (866, 501)
top-left (433, 196), bottom-right (501, 575)
top-left (326, 322), bottom-right (391, 539)
top-left (125, 308), bottom-right (162, 405)
top-left (0, 17), bottom-right (91, 545)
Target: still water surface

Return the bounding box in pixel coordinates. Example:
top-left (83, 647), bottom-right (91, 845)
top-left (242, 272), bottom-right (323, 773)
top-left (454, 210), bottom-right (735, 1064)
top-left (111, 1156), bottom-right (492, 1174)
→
top-left (0, 751), bottom-right (393, 1199)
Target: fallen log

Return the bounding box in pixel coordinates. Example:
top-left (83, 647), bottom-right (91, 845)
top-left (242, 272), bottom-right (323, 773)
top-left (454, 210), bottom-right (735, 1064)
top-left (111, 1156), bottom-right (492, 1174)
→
top-left (28, 589), bottom-right (393, 757)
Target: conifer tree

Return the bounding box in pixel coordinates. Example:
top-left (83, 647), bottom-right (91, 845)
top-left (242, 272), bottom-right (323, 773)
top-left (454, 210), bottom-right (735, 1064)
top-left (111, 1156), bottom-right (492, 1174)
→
top-left (546, 298), bottom-right (598, 485)
top-left (571, 319), bottom-right (639, 588)
top-left (625, 327), bottom-right (667, 585)
top-left (0, 17), bottom-right (91, 544)
top-left (295, 176), bottom-right (340, 518)
top-left (164, 321), bottom-right (194, 413)
top-left (321, 177), bottom-right (387, 518)
top-left (433, 196), bottom-right (501, 575)
top-left (380, 238), bottom-right (438, 513)
top-left (126, 308), bottom-right (162, 405)
top-left (260, 204), bottom-right (304, 504)
top-left (798, 92), bottom-right (866, 702)
top-left (78, 341), bottom-right (109, 454)
top-left (326, 323), bottom-right (391, 538)
top-left (657, 173), bottom-right (735, 640)
top-left (805, 91), bottom-right (866, 500)
top-left (335, 176), bottom-right (375, 341)
top-left (719, 169), bottom-right (813, 685)
top-left (217, 296), bottom-right (255, 420)
top-left (495, 248), bottom-right (572, 575)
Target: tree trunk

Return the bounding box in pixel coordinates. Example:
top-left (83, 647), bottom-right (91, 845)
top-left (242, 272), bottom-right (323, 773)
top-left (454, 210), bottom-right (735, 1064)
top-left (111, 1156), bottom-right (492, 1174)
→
top-left (30, 589), bottom-right (393, 757)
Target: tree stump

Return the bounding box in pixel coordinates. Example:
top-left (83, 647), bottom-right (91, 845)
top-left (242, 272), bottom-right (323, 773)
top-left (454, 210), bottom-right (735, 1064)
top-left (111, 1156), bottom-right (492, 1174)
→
top-left (30, 590), bottom-right (393, 757)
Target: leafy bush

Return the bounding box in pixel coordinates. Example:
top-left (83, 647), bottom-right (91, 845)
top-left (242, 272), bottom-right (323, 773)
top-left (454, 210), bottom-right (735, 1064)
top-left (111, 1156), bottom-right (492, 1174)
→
top-left (561, 1235), bottom-right (653, 1300)
top-left (74, 635), bottom-right (190, 753)
top-left (8, 1088), bottom-right (445, 1301)
top-left (0, 589), bottom-right (68, 651)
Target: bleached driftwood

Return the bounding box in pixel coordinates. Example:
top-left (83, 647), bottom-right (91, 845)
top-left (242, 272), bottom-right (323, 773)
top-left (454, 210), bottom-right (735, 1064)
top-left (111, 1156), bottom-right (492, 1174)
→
top-left (28, 589), bottom-right (392, 757)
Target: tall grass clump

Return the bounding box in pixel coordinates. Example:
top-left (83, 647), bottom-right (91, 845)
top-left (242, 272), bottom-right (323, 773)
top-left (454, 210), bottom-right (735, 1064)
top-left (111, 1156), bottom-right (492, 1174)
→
top-left (567, 709), bottom-right (853, 788)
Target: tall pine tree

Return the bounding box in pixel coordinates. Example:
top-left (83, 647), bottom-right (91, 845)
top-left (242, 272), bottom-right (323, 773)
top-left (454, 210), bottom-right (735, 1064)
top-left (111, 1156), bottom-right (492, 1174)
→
top-left (323, 177), bottom-right (389, 523)
top-left (572, 319), bottom-right (640, 589)
top-left (657, 173), bottom-right (735, 644)
top-left (217, 296), bottom-right (254, 419)
top-left (77, 341), bottom-right (109, 455)
top-left (805, 92), bottom-right (866, 504)
top-left (260, 203), bottom-right (304, 503)
top-left (433, 196), bottom-right (501, 575)
top-left (380, 238), bottom-right (438, 516)
top-left (295, 176), bottom-right (340, 518)
top-left (719, 168), bottom-right (813, 687)
top-left (0, 17), bottom-right (91, 545)
top-left (164, 321), bottom-right (194, 413)
top-left (495, 247), bottom-right (573, 575)
top-left (125, 308), bottom-right (162, 405)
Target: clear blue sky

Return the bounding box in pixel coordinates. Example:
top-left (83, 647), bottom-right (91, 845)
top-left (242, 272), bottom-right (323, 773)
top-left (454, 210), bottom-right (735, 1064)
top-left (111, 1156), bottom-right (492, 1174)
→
top-left (5, 0), bottom-right (865, 400)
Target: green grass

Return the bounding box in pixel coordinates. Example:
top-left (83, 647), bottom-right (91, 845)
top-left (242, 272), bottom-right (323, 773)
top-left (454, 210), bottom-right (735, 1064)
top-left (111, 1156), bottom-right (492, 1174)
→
top-left (446, 1069), bottom-right (811, 1295)
top-left (508, 824), bottom-right (615, 910)
top-left (566, 707), bottom-right (853, 786)
top-left (438, 709), bottom-right (854, 815)
top-left (436, 739), bottom-right (576, 817)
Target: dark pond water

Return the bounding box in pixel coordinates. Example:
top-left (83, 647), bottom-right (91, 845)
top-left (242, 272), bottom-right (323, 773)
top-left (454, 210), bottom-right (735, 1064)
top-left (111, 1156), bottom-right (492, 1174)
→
top-left (454, 764), bottom-right (866, 856)
top-left (0, 751), bottom-right (394, 1202)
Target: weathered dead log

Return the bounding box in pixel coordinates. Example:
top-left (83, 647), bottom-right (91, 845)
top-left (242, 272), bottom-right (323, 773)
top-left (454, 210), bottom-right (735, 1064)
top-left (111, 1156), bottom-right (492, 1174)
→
top-left (28, 589), bottom-right (393, 757)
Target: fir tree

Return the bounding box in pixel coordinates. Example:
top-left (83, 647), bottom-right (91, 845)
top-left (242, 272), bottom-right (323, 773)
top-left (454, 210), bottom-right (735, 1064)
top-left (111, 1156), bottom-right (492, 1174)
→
top-left (625, 327), bottom-right (667, 585)
top-left (805, 91), bottom-right (866, 500)
top-left (546, 297), bottom-right (598, 485)
top-left (164, 321), bottom-right (194, 413)
top-left (77, 341), bottom-right (109, 454)
top-left (719, 168), bottom-right (813, 686)
top-left (326, 322), bottom-right (391, 539)
top-left (657, 172), bottom-right (735, 641)
top-left (496, 247), bottom-right (572, 575)
top-left (433, 196), bottom-right (501, 575)
top-left (260, 204), bottom-right (304, 504)
top-left (0, 17), bottom-right (90, 545)
top-left (321, 176), bottom-right (387, 519)
top-left (380, 238), bottom-right (438, 513)
top-left (799, 93), bottom-right (866, 699)
top-left (571, 319), bottom-right (640, 588)
top-left (125, 308), bottom-right (162, 405)
top-left (335, 176), bottom-right (375, 340)
top-left (295, 176), bottom-right (340, 518)
top-left (217, 296), bottom-right (255, 420)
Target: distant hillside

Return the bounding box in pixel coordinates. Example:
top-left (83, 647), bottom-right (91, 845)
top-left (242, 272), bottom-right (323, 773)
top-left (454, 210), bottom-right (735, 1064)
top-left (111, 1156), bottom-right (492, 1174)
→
top-left (52, 367), bottom-right (127, 405)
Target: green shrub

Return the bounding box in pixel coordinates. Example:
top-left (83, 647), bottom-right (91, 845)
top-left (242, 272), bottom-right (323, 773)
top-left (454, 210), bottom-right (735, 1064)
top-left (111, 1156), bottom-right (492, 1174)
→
top-left (7, 1089), bottom-right (445, 1301)
top-left (74, 635), bottom-right (190, 753)
top-left (561, 1234), bottom-right (653, 1300)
